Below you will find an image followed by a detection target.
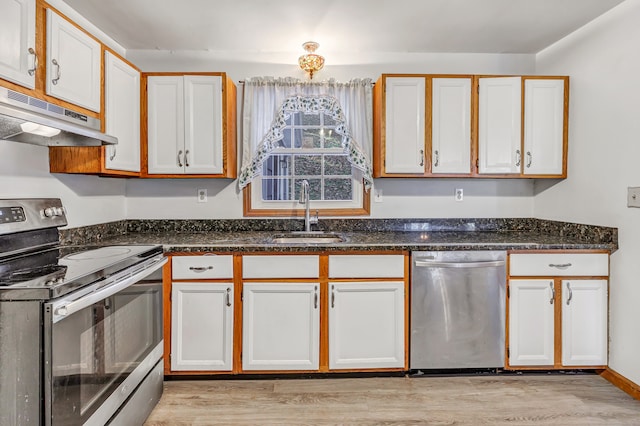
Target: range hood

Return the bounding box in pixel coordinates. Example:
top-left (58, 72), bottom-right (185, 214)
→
top-left (0, 87), bottom-right (117, 147)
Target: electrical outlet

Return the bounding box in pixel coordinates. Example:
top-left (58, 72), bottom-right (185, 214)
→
top-left (374, 189), bottom-right (383, 203)
top-left (197, 188), bottom-right (208, 203)
top-left (455, 188), bottom-right (464, 202)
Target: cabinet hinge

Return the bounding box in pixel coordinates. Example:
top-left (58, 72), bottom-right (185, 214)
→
top-left (507, 348), bottom-right (510, 358)
top-left (241, 291), bottom-right (243, 302)
top-left (507, 287), bottom-right (510, 298)
top-left (477, 85), bottom-right (480, 94)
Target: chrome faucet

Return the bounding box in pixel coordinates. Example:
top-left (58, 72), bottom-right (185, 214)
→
top-left (299, 179), bottom-right (318, 232)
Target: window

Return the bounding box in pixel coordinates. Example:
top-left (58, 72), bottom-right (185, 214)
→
top-left (261, 111), bottom-right (353, 203)
top-left (240, 83), bottom-right (374, 217)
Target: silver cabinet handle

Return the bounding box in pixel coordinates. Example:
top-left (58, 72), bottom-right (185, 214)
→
top-left (549, 282), bottom-right (555, 305)
top-left (185, 149), bottom-right (190, 167)
top-left (189, 266), bottom-right (213, 272)
top-left (566, 282), bottom-right (573, 305)
top-left (526, 151), bottom-right (532, 168)
top-left (331, 285), bottom-right (335, 308)
top-left (51, 59), bottom-right (61, 85)
top-left (226, 287), bottom-right (232, 307)
top-left (28, 47), bottom-right (38, 76)
top-left (433, 150), bottom-right (439, 167)
top-left (419, 149), bottom-right (424, 167)
top-left (314, 286), bottom-right (318, 309)
top-left (109, 146), bottom-right (117, 161)
top-left (515, 149), bottom-right (521, 167)
top-left (549, 263), bottom-right (572, 269)
top-left (177, 150), bottom-right (183, 167)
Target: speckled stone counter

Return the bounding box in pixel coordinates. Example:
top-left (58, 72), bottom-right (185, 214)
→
top-left (59, 218), bottom-right (618, 253)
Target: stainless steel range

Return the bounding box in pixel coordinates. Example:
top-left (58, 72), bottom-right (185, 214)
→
top-left (0, 199), bottom-right (167, 425)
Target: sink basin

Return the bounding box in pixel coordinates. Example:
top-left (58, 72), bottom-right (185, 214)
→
top-left (270, 232), bottom-right (345, 244)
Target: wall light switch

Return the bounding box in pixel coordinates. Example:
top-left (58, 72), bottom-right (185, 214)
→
top-left (628, 187), bottom-right (640, 207)
top-left (197, 188), bottom-right (208, 203)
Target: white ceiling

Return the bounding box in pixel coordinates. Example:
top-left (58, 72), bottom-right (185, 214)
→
top-left (62, 0), bottom-right (624, 55)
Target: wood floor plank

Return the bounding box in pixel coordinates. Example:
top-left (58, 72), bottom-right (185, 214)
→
top-left (145, 375), bottom-right (640, 425)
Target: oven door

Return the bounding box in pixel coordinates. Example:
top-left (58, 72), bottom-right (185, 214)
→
top-left (44, 256), bottom-right (166, 426)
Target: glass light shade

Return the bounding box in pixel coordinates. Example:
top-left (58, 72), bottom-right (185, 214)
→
top-left (20, 122), bottom-right (61, 137)
top-left (298, 41), bottom-right (325, 79)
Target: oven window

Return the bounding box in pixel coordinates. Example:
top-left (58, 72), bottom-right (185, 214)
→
top-left (50, 281), bottom-right (162, 424)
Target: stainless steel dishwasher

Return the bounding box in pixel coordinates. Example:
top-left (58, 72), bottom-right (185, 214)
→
top-left (410, 251), bottom-right (506, 370)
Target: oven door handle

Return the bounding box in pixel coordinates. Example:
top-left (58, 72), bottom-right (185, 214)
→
top-left (51, 256), bottom-right (167, 323)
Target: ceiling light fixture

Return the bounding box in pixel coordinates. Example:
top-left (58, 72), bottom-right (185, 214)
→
top-left (298, 41), bottom-right (325, 79)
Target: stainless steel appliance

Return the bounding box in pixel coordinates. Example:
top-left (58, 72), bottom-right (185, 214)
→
top-left (0, 199), bottom-right (166, 425)
top-left (410, 251), bottom-right (506, 370)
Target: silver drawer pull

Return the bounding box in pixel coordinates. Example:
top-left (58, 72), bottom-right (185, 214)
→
top-left (226, 287), bottom-right (232, 307)
top-left (189, 266), bottom-right (213, 272)
top-left (549, 263), bottom-right (572, 269)
top-left (549, 282), bottom-right (555, 305)
top-left (51, 59), bottom-right (61, 85)
top-left (566, 282), bottom-right (573, 306)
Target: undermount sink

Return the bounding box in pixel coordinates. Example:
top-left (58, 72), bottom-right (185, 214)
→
top-left (270, 232), bottom-right (345, 244)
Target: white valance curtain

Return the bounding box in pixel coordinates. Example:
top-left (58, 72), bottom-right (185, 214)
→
top-left (239, 77), bottom-right (373, 190)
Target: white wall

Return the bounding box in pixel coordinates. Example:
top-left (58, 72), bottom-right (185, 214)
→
top-left (534, 0), bottom-right (640, 386)
top-left (125, 50), bottom-right (536, 219)
top-left (0, 141), bottom-right (127, 228)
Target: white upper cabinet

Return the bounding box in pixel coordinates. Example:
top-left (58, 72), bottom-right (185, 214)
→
top-left (147, 75), bottom-right (224, 175)
top-left (46, 9), bottom-right (101, 112)
top-left (430, 77), bottom-right (471, 174)
top-left (0, 0), bottom-right (36, 89)
top-left (383, 77), bottom-right (426, 174)
top-left (147, 76), bottom-right (184, 174)
top-left (561, 279), bottom-right (608, 367)
top-left (478, 76), bottom-right (522, 174)
top-left (523, 78), bottom-right (566, 176)
top-left (104, 52), bottom-right (140, 172)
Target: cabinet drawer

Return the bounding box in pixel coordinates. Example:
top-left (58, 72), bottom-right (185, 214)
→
top-left (329, 255), bottom-right (405, 278)
top-left (172, 255), bottom-right (234, 279)
top-left (243, 255), bottom-right (319, 279)
top-left (510, 253), bottom-right (608, 277)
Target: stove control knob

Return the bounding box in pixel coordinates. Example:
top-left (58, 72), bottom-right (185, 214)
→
top-left (55, 306), bottom-right (68, 316)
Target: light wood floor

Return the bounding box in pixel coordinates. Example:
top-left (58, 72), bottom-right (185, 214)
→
top-left (145, 374), bottom-right (640, 425)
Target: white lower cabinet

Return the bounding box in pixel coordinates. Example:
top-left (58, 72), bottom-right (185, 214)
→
top-left (329, 281), bottom-right (405, 369)
top-left (242, 283), bottom-right (320, 371)
top-left (509, 277), bottom-right (608, 368)
top-left (508, 279), bottom-right (555, 366)
top-left (171, 282), bottom-right (234, 371)
top-left (561, 279), bottom-right (608, 366)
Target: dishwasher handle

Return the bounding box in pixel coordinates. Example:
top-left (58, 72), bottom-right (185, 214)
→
top-left (414, 259), bottom-right (505, 268)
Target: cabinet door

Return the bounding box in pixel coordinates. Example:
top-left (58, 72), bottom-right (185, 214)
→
top-left (147, 76), bottom-right (185, 174)
top-left (431, 77), bottom-right (471, 174)
top-left (104, 52), bottom-right (140, 172)
top-left (508, 279), bottom-right (555, 366)
top-left (523, 78), bottom-right (566, 175)
top-left (329, 282), bottom-right (404, 369)
top-left (242, 283), bottom-right (320, 371)
top-left (46, 9), bottom-right (101, 112)
top-left (184, 75), bottom-right (223, 174)
top-left (562, 280), bottom-right (608, 366)
top-left (478, 77), bottom-right (522, 174)
top-left (171, 282), bottom-right (233, 371)
top-left (384, 77), bottom-right (426, 174)
top-left (0, 0), bottom-right (35, 88)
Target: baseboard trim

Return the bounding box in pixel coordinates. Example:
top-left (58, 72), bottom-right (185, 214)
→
top-left (600, 368), bottom-right (640, 400)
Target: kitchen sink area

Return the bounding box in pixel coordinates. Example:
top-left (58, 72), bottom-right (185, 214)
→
top-left (269, 232), bottom-right (346, 244)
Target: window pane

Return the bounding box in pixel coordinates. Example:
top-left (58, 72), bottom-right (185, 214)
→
top-left (295, 179), bottom-right (322, 201)
top-left (324, 155), bottom-right (352, 176)
top-left (262, 178), bottom-right (292, 201)
top-left (293, 129), bottom-right (321, 148)
top-left (294, 155), bottom-right (322, 176)
top-left (301, 113), bottom-right (321, 126)
top-left (262, 155), bottom-right (291, 176)
top-left (324, 178), bottom-right (353, 200)
top-left (280, 128), bottom-right (293, 148)
top-left (324, 115), bottom-right (337, 126)
top-left (323, 129), bottom-right (342, 148)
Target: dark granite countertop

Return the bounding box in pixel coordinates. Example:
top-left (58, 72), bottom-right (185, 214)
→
top-left (60, 218), bottom-right (618, 253)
